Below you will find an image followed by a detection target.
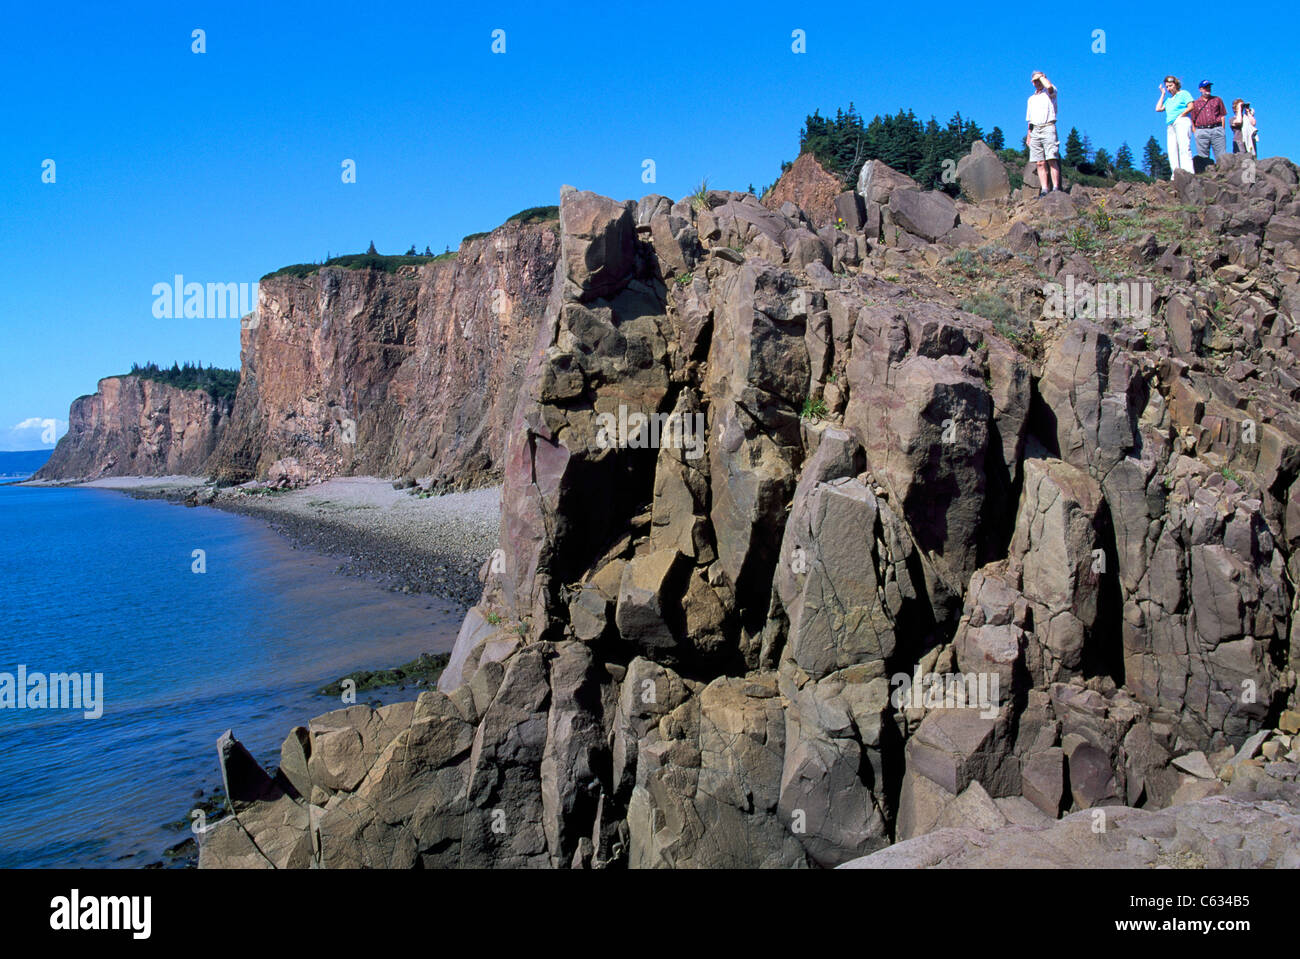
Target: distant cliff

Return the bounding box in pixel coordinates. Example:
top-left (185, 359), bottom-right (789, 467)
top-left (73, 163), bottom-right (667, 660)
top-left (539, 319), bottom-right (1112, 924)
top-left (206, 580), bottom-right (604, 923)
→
top-left (35, 375), bottom-right (232, 479)
top-left (38, 214), bottom-right (562, 488)
top-left (205, 217), bottom-right (560, 488)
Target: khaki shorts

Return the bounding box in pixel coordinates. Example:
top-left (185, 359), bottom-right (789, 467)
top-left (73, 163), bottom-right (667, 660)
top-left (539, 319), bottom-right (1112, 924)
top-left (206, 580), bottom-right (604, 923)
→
top-left (1029, 121), bottom-right (1059, 161)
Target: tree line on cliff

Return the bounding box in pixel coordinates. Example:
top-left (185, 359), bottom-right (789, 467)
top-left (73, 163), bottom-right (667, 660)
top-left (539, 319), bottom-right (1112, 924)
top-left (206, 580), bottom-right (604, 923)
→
top-left (759, 104), bottom-right (1173, 197)
top-left (125, 362), bottom-right (239, 401)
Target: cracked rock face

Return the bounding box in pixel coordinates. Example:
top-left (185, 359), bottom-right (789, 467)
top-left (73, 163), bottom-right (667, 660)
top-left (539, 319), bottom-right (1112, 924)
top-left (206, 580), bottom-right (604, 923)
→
top-left (201, 150), bottom-right (1300, 868)
top-left (36, 375), bottom-right (231, 480)
top-left (206, 220), bottom-right (560, 489)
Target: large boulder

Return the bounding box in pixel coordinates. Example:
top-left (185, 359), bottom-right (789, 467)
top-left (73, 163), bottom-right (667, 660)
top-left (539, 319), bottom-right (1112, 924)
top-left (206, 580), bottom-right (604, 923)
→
top-left (559, 188), bottom-right (637, 300)
top-left (888, 189), bottom-right (959, 243)
top-left (956, 141), bottom-right (1011, 202)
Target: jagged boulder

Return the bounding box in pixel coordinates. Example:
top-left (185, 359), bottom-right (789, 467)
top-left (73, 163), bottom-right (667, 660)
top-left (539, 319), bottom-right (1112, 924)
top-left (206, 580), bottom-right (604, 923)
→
top-left (560, 189), bottom-right (637, 300)
top-left (888, 188), bottom-right (958, 243)
top-left (956, 141), bottom-right (1011, 202)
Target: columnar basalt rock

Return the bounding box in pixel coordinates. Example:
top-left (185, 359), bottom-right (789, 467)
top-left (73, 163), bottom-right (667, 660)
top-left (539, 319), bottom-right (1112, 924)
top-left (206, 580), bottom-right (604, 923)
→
top-left (201, 154), bottom-right (1300, 869)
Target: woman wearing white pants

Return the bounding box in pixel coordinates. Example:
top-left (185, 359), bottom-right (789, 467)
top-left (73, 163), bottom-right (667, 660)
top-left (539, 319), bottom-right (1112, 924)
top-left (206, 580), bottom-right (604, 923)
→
top-left (1156, 76), bottom-right (1195, 175)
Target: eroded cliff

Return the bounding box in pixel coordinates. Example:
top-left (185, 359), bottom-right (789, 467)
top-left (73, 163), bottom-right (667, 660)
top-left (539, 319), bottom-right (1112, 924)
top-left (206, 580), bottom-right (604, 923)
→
top-left (206, 219), bottom-right (560, 488)
top-left (36, 375), bottom-right (231, 479)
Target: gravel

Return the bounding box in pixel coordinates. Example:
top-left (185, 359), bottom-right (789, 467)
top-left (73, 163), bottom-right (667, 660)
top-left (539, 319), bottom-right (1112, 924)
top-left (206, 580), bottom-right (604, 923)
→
top-left (213, 478), bottom-right (501, 609)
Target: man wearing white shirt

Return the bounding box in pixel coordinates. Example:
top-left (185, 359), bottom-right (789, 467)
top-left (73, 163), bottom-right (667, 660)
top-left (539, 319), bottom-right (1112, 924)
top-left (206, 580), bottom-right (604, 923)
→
top-left (1025, 71), bottom-right (1061, 196)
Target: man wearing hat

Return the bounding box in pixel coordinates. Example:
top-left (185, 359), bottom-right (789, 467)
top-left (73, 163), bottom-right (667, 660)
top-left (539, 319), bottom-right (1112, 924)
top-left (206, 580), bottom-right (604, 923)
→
top-left (1025, 71), bottom-right (1061, 196)
top-left (1189, 80), bottom-right (1228, 164)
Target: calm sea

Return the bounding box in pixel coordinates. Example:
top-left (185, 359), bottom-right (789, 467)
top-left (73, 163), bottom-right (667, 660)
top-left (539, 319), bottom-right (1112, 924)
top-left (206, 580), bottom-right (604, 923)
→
top-left (0, 484), bottom-right (464, 868)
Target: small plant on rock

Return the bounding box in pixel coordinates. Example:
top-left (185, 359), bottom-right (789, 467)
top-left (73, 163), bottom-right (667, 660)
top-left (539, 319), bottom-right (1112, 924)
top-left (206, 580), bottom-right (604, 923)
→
top-left (1091, 198), bottom-right (1112, 233)
top-left (801, 396), bottom-right (828, 421)
top-left (1067, 223), bottom-right (1098, 252)
top-left (691, 177), bottom-right (711, 211)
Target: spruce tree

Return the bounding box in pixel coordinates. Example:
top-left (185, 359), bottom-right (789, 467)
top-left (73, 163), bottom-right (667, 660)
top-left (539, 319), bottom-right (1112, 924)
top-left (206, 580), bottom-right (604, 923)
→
top-left (1065, 127), bottom-right (1086, 167)
top-left (1143, 136), bottom-right (1171, 178)
top-left (897, 110), bottom-right (924, 174)
top-left (916, 117), bottom-right (943, 189)
top-left (1115, 142), bottom-right (1135, 171)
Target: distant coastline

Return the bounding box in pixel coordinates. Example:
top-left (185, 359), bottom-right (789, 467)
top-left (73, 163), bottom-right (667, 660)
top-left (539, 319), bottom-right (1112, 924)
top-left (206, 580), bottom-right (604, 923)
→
top-left (0, 449), bottom-right (53, 480)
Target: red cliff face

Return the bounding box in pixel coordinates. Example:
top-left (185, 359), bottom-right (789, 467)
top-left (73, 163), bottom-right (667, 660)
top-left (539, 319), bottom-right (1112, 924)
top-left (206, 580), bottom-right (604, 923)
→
top-left (206, 219), bottom-right (561, 487)
top-left (36, 376), bottom-right (231, 479)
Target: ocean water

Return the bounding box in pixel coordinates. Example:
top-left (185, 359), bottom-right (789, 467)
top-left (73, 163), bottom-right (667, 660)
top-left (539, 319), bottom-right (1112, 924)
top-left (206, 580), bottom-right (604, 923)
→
top-left (0, 484), bottom-right (465, 868)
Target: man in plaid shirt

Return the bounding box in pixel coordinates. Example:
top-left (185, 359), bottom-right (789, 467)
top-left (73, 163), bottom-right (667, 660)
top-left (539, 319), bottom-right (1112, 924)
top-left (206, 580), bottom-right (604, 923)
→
top-left (1189, 80), bottom-right (1228, 164)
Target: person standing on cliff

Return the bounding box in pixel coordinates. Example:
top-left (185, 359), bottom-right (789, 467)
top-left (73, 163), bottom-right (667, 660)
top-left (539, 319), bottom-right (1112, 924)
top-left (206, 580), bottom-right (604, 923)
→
top-left (1233, 100), bottom-right (1259, 156)
top-left (1156, 76), bottom-right (1195, 175)
top-left (1188, 80), bottom-right (1228, 163)
top-left (1025, 71), bottom-right (1061, 197)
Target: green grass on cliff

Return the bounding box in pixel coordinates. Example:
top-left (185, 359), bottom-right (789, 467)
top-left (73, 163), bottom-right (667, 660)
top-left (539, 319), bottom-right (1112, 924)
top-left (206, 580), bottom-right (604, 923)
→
top-left (123, 362), bottom-right (240, 401)
top-left (506, 205), bottom-right (559, 226)
top-left (264, 206), bottom-right (557, 280)
top-left (263, 251), bottom-right (453, 280)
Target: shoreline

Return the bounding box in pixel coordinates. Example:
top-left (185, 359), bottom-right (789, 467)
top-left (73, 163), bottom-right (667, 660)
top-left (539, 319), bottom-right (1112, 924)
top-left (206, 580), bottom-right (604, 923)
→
top-left (26, 475), bottom-right (500, 609)
top-left (15, 474), bottom-right (498, 869)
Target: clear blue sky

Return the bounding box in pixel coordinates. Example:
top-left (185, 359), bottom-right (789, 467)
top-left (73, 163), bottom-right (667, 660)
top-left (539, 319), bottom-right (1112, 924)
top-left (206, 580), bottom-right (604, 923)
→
top-left (3, 1), bottom-right (1296, 450)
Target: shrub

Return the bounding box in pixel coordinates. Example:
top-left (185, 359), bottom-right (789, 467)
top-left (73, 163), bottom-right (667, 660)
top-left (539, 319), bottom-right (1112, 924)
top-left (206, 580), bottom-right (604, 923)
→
top-left (959, 292), bottom-right (1019, 330)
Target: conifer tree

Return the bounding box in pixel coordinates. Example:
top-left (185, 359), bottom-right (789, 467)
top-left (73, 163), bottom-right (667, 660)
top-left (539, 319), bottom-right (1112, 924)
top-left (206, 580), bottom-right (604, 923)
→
top-left (1065, 127), bottom-right (1086, 167)
top-left (1143, 136), bottom-right (1171, 178)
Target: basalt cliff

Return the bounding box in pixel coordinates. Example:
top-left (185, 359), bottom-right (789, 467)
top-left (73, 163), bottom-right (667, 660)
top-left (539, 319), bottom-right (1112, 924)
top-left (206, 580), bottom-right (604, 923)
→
top-left (206, 219), bottom-right (560, 489)
top-left (197, 148), bottom-right (1300, 868)
top-left (37, 216), bottom-right (561, 489)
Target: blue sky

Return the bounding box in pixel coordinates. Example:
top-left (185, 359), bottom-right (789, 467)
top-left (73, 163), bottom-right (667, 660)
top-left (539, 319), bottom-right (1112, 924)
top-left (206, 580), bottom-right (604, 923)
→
top-left (2, 1), bottom-right (1296, 450)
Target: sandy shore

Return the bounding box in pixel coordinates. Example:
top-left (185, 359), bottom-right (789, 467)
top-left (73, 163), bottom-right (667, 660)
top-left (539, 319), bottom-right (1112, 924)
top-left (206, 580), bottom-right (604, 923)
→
top-left (25, 474), bottom-right (501, 609)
